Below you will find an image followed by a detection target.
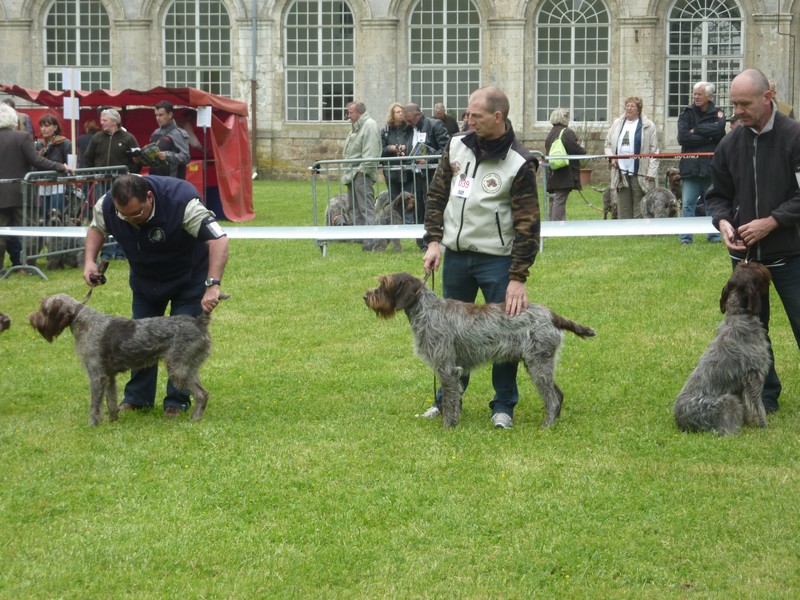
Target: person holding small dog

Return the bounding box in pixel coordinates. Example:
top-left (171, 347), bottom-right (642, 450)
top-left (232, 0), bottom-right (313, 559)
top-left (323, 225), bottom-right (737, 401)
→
top-left (706, 68), bottom-right (800, 415)
top-left (544, 107), bottom-right (586, 221)
top-left (677, 81), bottom-right (725, 244)
top-left (422, 86), bottom-right (540, 429)
top-left (82, 174), bottom-right (229, 417)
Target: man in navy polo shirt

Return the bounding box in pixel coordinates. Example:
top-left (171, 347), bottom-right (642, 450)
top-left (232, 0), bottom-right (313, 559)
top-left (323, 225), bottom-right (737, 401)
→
top-left (83, 174), bottom-right (229, 416)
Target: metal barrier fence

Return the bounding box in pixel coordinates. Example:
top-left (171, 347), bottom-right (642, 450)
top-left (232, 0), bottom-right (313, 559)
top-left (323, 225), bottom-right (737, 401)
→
top-left (309, 154), bottom-right (442, 254)
top-left (2, 166), bottom-right (129, 280)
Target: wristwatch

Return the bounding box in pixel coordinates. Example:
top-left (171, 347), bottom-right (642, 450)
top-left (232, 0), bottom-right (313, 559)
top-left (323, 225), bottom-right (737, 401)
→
top-left (205, 278), bottom-right (221, 288)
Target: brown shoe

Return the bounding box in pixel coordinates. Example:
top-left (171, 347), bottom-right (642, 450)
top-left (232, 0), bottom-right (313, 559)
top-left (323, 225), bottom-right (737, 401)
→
top-left (164, 407), bottom-right (184, 418)
top-left (119, 402), bottom-right (144, 412)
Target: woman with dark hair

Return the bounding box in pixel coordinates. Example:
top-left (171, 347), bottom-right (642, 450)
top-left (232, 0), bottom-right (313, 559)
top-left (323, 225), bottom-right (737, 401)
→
top-left (544, 107), bottom-right (585, 221)
top-left (37, 113), bottom-right (73, 214)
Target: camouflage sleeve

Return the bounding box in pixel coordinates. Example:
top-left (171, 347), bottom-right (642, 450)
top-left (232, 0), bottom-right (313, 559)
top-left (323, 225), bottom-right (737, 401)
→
top-left (423, 144), bottom-right (454, 244)
top-left (508, 159), bottom-right (541, 282)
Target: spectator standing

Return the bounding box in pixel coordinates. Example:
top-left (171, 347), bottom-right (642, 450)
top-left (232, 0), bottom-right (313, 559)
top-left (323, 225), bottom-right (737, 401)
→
top-left (83, 174), bottom-right (228, 416)
top-left (544, 107), bottom-right (586, 221)
top-left (82, 108), bottom-right (140, 172)
top-left (421, 86), bottom-right (540, 429)
top-left (705, 68), bottom-right (800, 415)
top-left (0, 103), bottom-right (69, 274)
top-left (37, 113), bottom-right (73, 214)
top-left (148, 100), bottom-right (191, 179)
top-left (2, 98), bottom-right (34, 138)
top-left (77, 120), bottom-right (99, 167)
top-left (380, 102), bottom-right (413, 205)
top-left (769, 79), bottom-right (795, 119)
top-left (677, 82), bottom-right (726, 244)
top-left (341, 101), bottom-right (381, 244)
top-left (403, 103), bottom-right (450, 239)
top-left (434, 103), bottom-right (460, 136)
top-left (604, 97), bottom-right (660, 219)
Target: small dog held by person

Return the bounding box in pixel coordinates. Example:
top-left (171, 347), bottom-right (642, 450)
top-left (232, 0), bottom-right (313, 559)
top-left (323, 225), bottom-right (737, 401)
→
top-left (29, 294), bottom-right (213, 426)
top-left (673, 261), bottom-right (772, 435)
top-left (364, 272), bottom-right (596, 428)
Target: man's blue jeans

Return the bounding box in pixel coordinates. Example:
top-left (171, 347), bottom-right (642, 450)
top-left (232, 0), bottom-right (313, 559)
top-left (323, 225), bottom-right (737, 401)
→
top-left (742, 255), bottom-right (800, 411)
top-left (123, 279), bottom-right (205, 410)
top-left (681, 176), bottom-right (720, 243)
top-left (437, 249), bottom-right (519, 416)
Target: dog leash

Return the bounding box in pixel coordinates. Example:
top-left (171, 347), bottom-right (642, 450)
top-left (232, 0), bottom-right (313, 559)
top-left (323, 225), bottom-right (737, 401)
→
top-left (82, 260), bottom-right (109, 304)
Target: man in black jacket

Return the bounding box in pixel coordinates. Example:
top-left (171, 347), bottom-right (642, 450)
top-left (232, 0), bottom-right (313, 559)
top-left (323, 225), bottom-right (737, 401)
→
top-left (677, 81), bottom-right (726, 244)
top-left (706, 68), bottom-right (800, 414)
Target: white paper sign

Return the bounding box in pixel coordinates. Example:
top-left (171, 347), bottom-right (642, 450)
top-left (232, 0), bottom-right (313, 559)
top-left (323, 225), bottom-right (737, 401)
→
top-left (62, 69), bottom-right (81, 91)
top-left (63, 97), bottom-right (80, 120)
top-left (197, 106), bottom-right (212, 128)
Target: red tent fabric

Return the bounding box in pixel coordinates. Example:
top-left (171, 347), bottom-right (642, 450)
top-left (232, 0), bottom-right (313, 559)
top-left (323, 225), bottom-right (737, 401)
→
top-left (1, 85), bottom-right (254, 221)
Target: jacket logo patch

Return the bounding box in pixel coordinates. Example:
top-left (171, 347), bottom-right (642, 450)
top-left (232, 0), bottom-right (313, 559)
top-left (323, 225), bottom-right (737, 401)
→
top-left (148, 227), bottom-right (166, 243)
top-left (481, 173), bottom-right (502, 194)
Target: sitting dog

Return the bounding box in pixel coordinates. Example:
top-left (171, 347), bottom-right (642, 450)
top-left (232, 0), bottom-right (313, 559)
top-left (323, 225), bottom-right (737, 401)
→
top-left (364, 191), bottom-right (416, 252)
top-left (666, 167), bottom-right (682, 204)
top-left (641, 187), bottom-right (679, 218)
top-left (0, 312), bottom-right (10, 333)
top-left (29, 294), bottom-right (212, 426)
top-left (325, 194), bottom-right (353, 227)
top-left (45, 209), bottom-right (85, 270)
top-left (673, 262), bottom-right (772, 435)
top-left (364, 273), bottom-right (596, 428)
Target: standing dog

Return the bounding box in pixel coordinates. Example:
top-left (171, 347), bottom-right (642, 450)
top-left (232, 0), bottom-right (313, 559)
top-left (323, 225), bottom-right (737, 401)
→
top-left (29, 294), bottom-right (212, 426)
top-left (673, 262), bottom-right (772, 435)
top-left (364, 273), bottom-right (596, 428)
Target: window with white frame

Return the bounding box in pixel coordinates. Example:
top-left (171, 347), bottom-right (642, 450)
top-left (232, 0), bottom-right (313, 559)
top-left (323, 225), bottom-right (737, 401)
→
top-left (164, 0), bottom-right (232, 96)
top-left (44, 0), bottom-right (111, 90)
top-left (535, 0), bottom-right (610, 123)
top-left (666, 0), bottom-right (742, 117)
top-left (285, 0), bottom-right (355, 122)
top-left (409, 0), bottom-right (480, 119)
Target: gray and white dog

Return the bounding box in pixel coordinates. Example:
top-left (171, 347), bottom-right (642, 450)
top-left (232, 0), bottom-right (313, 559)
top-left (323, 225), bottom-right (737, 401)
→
top-left (674, 262), bottom-right (772, 435)
top-left (364, 273), bottom-right (596, 428)
top-left (641, 187), bottom-right (679, 218)
top-left (29, 294), bottom-right (212, 426)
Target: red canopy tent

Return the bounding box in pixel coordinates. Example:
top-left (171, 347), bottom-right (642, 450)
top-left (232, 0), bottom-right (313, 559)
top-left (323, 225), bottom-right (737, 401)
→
top-left (1, 85), bottom-right (254, 221)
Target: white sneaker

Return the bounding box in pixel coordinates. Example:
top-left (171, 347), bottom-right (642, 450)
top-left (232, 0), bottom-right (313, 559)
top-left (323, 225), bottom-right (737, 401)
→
top-left (416, 405), bottom-right (441, 418)
top-left (491, 413), bottom-right (513, 429)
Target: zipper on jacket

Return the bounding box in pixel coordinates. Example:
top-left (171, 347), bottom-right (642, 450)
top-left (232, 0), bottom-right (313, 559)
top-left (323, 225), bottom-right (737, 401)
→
top-left (455, 197), bottom-right (466, 251)
top-left (495, 208), bottom-right (505, 247)
top-left (752, 135), bottom-right (761, 261)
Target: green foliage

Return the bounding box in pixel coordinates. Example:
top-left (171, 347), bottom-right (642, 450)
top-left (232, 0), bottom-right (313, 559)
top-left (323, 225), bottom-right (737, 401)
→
top-left (1, 181), bottom-right (798, 597)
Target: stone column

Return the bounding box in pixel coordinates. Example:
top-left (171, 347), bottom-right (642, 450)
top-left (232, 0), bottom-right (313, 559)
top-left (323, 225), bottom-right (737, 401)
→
top-left (358, 19), bottom-right (401, 115)
top-left (485, 19), bottom-right (526, 130)
top-left (115, 20), bottom-right (153, 90)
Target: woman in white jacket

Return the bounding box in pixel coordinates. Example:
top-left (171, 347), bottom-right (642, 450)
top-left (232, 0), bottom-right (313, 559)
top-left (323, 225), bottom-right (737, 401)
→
top-left (604, 97), bottom-right (660, 219)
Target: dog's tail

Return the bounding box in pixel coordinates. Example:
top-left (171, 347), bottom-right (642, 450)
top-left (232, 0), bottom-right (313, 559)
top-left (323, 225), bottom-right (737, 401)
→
top-left (550, 311), bottom-right (596, 338)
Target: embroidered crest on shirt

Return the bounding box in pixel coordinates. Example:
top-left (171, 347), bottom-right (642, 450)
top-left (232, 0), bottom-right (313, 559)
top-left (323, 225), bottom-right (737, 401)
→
top-left (481, 173), bottom-right (502, 194)
top-left (148, 227), bottom-right (166, 243)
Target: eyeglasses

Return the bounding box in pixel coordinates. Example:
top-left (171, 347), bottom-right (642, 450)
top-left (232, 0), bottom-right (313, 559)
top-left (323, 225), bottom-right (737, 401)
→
top-left (115, 195), bottom-right (150, 222)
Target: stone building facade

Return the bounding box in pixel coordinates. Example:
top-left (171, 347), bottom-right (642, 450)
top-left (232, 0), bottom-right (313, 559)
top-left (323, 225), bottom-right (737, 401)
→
top-left (0, 0), bottom-right (796, 178)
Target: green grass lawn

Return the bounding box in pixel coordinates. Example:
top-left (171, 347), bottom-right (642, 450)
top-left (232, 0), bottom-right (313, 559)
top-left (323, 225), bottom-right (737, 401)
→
top-left (1, 181), bottom-right (798, 598)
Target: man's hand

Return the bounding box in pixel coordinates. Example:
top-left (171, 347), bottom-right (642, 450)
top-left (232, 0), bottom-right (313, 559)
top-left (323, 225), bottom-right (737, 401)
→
top-left (505, 280), bottom-right (528, 316)
top-left (737, 216), bottom-right (778, 247)
top-left (201, 286), bottom-right (222, 314)
top-left (719, 220), bottom-right (747, 253)
top-left (423, 241), bottom-right (441, 274)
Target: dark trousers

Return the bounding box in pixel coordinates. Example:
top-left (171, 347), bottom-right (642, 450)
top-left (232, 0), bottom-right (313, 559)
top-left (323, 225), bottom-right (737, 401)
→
top-left (436, 250), bottom-right (519, 416)
top-left (123, 279), bottom-right (205, 409)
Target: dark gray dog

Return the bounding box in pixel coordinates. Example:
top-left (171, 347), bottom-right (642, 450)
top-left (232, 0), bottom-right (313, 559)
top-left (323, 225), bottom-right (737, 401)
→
top-left (674, 262), bottom-right (772, 435)
top-left (0, 312), bottom-right (10, 333)
top-left (29, 294), bottom-right (212, 426)
top-left (364, 191), bottom-right (416, 252)
top-left (364, 273), bottom-right (596, 428)
top-left (641, 187), bottom-right (679, 218)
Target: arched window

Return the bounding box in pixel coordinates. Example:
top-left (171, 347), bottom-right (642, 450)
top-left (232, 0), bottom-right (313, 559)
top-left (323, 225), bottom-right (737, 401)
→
top-left (667, 0), bottom-right (742, 117)
top-left (409, 0), bottom-right (480, 118)
top-left (285, 0), bottom-right (355, 122)
top-left (44, 0), bottom-right (111, 90)
top-left (535, 0), bottom-right (610, 122)
top-left (164, 0), bottom-right (232, 96)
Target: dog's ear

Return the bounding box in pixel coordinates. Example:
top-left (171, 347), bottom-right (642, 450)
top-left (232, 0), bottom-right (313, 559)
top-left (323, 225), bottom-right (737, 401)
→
top-left (720, 282), bottom-right (731, 314)
top-left (393, 273), bottom-right (424, 310)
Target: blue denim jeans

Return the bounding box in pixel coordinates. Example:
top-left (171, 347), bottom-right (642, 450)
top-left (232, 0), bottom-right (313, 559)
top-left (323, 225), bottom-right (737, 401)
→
top-left (739, 255), bottom-right (800, 410)
top-left (435, 250), bottom-right (519, 416)
top-left (123, 279), bottom-right (206, 410)
top-left (681, 176), bottom-right (720, 243)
